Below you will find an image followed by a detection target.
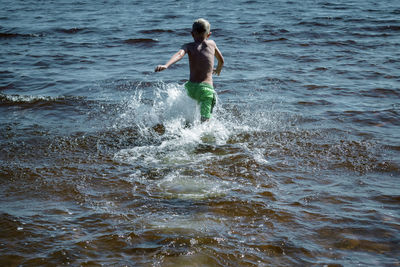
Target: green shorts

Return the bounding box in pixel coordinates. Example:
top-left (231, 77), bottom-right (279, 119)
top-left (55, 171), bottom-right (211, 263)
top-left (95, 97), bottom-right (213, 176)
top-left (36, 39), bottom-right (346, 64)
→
top-left (185, 81), bottom-right (216, 119)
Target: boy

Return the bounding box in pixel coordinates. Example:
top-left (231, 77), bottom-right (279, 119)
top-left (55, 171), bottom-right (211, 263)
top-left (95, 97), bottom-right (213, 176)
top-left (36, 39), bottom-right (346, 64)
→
top-left (155, 18), bottom-right (224, 122)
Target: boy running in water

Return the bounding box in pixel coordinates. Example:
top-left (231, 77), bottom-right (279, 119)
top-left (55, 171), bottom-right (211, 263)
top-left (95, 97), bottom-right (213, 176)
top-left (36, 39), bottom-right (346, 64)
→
top-left (155, 18), bottom-right (224, 122)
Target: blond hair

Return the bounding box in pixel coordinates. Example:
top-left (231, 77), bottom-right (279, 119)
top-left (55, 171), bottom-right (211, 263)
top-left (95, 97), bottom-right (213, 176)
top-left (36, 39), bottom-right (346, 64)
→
top-left (192, 18), bottom-right (210, 35)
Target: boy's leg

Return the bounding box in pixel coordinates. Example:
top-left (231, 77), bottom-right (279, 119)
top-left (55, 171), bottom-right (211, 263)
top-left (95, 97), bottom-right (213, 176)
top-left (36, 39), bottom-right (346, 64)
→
top-left (185, 82), bottom-right (216, 121)
top-left (200, 92), bottom-right (216, 121)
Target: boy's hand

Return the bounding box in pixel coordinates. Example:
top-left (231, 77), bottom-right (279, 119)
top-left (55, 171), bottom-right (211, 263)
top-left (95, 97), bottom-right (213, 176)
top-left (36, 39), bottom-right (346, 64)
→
top-left (155, 65), bottom-right (167, 72)
top-left (213, 67), bottom-right (222, 76)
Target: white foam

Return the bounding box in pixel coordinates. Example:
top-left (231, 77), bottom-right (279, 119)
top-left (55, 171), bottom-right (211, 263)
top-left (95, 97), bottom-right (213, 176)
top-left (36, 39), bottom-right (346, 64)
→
top-left (113, 82), bottom-right (234, 167)
top-left (155, 171), bottom-right (230, 200)
top-left (115, 82), bottom-right (198, 130)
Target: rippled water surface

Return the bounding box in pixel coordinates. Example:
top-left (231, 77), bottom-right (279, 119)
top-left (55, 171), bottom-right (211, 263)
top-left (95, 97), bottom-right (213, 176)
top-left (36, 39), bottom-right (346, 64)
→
top-left (1, 0), bottom-right (399, 266)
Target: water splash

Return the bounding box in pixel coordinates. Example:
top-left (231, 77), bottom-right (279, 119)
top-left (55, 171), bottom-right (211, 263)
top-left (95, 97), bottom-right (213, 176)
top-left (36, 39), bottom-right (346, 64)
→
top-left (112, 82), bottom-right (242, 200)
top-left (113, 82), bottom-right (233, 164)
top-left (115, 82), bottom-right (197, 131)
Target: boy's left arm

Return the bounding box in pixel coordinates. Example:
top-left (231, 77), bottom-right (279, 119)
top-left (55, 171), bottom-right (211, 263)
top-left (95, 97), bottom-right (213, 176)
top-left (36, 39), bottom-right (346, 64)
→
top-left (155, 48), bottom-right (186, 72)
top-left (213, 44), bottom-right (224, 76)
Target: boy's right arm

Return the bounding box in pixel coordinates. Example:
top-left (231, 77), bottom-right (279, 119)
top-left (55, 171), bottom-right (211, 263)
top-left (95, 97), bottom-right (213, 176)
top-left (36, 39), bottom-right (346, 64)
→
top-left (155, 48), bottom-right (186, 72)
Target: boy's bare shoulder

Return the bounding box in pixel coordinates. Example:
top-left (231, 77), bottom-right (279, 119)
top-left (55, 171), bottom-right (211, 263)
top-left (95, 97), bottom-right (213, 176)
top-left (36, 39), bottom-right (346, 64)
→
top-left (181, 42), bottom-right (191, 52)
top-left (182, 39), bottom-right (217, 51)
top-left (206, 39), bottom-right (216, 45)
top-left (207, 40), bottom-right (218, 51)
top-left (202, 39), bottom-right (217, 48)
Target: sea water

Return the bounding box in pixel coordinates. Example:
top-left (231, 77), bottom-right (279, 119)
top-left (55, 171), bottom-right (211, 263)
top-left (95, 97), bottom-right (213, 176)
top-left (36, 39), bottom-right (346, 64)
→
top-left (1, 0), bottom-right (399, 266)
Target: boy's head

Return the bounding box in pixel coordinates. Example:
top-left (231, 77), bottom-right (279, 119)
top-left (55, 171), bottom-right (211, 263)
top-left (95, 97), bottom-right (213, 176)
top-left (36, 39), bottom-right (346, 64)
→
top-left (192, 18), bottom-right (210, 39)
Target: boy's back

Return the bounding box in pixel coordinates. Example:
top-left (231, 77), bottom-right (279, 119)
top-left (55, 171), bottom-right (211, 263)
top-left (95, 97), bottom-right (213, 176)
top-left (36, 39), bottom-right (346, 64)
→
top-left (183, 39), bottom-right (218, 86)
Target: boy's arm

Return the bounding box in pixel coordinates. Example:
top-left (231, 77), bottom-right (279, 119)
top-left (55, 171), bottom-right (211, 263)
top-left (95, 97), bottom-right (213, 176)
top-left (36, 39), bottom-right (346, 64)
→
top-left (155, 49), bottom-right (186, 72)
top-left (213, 44), bottom-right (224, 76)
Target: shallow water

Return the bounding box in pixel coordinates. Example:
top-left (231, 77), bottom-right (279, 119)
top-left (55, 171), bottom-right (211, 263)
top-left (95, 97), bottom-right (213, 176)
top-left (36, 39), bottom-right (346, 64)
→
top-left (1, 0), bottom-right (400, 266)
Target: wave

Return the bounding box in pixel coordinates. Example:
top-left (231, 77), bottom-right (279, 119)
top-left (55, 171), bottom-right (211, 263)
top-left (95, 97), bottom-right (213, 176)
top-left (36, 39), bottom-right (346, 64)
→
top-left (360, 25), bottom-right (400, 32)
top-left (261, 37), bottom-right (288, 43)
top-left (304, 84), bottom-right (329, 90)
top-left (350, 32), bottom-right (392, 38)
top-left (324, 39), bottom-right (357, 46)
top-left (296, 21), bottom-right (332, 27)
top-left (139, 29), bottom-right (174, 34)
top-left (328, 108), bottom-right (400, 127)
top-left (123, 38), bottom-right (158, 46)
top-left (0, 82), bottom-right (15, 90)
top-left (0, 27), bottom-right (94, 40)
top-left (360, 88), bottom-right (400, 98)
top-left (55, 27), bottom-right (88, 34)
top-left (99, 79), bottom-right (165, 92)
top-left (0, 93), bottom-right (86, 108)
top-left (0, 32), bottom-right (37, 39)
top-left (297, 100), bottom-right (332, 106)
